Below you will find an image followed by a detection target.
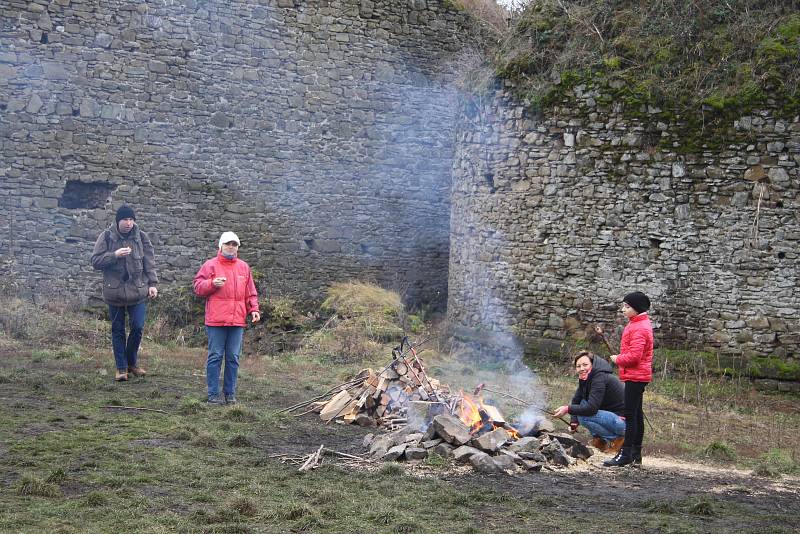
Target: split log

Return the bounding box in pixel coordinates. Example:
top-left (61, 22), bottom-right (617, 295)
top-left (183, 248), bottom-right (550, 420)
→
top-left (320, 390), bottom-right (353, 422)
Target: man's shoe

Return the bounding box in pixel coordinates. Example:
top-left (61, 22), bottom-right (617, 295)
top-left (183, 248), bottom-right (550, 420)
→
top-left (602, 448), bottom-right (634, 467)
top-left (606, 437), bottom-right (625, 454)
top-left (207, 395), bottom-right (225, 405)
top-left (115, 370), bottom-right (128, 382)
top-left (632, 447), bottom-right (642, 467)
top-left (224, 395), bottom-right (237, 405)
top-left (128, 366), bottom-right (147, 377)
top-left (590, 437), bottom-right (607, 452)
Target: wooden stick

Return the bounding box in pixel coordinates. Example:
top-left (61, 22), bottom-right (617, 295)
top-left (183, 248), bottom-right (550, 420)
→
top-left (323, 449), bottom-right (367, 461)
top-left (478, 387), bottom-right (571, 427)
top-left (102, 405), bottom-right (169, 414)
top-left (299, 444), bottom-right (325, 472)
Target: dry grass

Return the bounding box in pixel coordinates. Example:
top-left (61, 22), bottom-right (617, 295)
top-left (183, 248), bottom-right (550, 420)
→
top-left (450, 0), bottom-right (513, 35)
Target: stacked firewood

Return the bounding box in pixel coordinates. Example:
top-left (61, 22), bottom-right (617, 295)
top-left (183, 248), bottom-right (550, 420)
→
top-left (282, 345), bottom-right (449, 429)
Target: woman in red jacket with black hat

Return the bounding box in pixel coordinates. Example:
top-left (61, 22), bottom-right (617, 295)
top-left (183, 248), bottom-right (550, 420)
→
top-left (604, 291), bottom-right (653, 467)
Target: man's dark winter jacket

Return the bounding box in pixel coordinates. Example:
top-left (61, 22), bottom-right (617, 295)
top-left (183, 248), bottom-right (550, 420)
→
top-left (568, 356), bottom-right (625, 422)
top-left (91, 224), bottom-right (158, 306)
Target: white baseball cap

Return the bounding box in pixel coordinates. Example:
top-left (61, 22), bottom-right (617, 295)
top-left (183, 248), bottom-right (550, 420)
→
top-left (218, 231), bottom-right (241, 249)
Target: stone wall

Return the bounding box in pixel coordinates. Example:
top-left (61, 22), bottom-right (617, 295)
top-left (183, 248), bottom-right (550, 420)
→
top-left (449, 82), bottom-right (799, 362)
top-left (0, 0), bottom-right (477, 306)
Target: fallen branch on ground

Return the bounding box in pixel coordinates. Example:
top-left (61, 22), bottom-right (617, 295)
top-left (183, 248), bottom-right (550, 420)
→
top-left (102, 405), bottom-right (169, 414)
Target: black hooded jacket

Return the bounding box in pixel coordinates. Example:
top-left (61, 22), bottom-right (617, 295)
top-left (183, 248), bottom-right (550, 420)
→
top-left (568, 356), bottom-right (625, 422)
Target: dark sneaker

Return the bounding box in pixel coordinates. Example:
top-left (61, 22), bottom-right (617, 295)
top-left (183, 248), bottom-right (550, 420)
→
top-left (602, 448), bottom-right (634, 467)
top-left (224, 395), bottom-right (237, 405)
top-left (207, 395), bottom-right (225, 405)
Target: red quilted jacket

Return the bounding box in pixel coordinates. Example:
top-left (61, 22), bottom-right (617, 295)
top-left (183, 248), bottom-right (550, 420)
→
top-left (616, 313), bottom-right (653, 382)
top-left (193, 253), bottom-right (259, 327)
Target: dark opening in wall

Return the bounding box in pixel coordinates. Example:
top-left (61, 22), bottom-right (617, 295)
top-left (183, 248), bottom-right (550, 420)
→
top-left (649, 238), bottom-right (663, 248)
top-left (484, 173), bottom-right (495, 193)
top-left (59, 180), bottom-right (116, 209)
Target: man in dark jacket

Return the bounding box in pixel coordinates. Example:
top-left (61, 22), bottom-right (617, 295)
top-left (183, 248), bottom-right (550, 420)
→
top-left (553, 350), bottom-right (626, 452)
top-left (91, 205), bottom-right (158, 382)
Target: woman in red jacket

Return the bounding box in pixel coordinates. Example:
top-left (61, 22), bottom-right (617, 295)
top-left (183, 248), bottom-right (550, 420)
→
top-left (604, 291), bottom-right (653, 467)
top-left (194, 232), bottom-right (261, 405)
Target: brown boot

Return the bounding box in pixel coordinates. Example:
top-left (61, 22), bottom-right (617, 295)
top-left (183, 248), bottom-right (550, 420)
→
top-left (128, 366), bottom-right (147, 377)
top-left (115, 369), bottom-right (129, 382)
top-left (590, 437), bottom-right (607, 452)
top-left (606, 437), bottom-right (625, 454)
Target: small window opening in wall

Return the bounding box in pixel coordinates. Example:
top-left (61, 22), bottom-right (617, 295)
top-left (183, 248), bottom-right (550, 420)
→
top-left (484, 173), bottom-right (495, 192)
top-left (777, 252), bottom-right (786, 259)
top-left (649, 238), bottom-right (663, 248)
top-left (59, 180), bottom-right (117, 209)
top-left (304, 239), bottom-right (314, 249)
top-left (40, 33), bottom-right (48, 44)
top-left (775, 200), bottom-right (784, 208)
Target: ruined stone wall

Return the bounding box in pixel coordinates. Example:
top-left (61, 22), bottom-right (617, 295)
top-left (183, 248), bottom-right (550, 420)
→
top-left (449, 83), bottom-right (800, 363)
top-left (0, 0), bottom-right (477, 306)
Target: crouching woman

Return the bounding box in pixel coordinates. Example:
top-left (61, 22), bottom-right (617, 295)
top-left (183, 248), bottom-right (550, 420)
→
top-left (553, 350), bottom-right (626, 453)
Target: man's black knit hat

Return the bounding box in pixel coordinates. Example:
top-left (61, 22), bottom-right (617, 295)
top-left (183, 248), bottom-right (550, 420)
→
top-left (623, 291), bottom-right (650, 314)
top-left (115, 205), bottom-right (136, 223)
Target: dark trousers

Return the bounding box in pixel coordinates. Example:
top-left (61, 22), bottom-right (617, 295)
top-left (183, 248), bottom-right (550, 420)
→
top-left (623, 381), bottom-right (648, 450)
top-left (109, 302), bottom-right (147, 371)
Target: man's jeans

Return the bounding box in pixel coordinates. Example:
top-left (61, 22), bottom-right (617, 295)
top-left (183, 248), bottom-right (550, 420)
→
top-left (109, 302), bottom-right (147, 371)
top-left (206, 326), bottom-right (244, 398)
top-left (577, 410), bottom-right (626, 441)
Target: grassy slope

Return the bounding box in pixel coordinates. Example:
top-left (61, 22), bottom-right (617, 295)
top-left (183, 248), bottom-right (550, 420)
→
top-left (488, 0), bottom-right (800, 121)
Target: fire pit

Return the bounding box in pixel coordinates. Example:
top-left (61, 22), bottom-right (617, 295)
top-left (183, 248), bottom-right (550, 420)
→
top-left (280, 338), bottom-right (594, 474)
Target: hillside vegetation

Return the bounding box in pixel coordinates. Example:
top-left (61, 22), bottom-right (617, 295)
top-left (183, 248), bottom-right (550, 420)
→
top-left (486, 0), bottom-right (800, 117)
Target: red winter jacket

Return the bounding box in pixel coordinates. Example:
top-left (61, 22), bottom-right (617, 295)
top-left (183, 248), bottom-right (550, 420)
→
top-left (193, 253), bottom-right (259, 327)
top-left (615, 313), bottom-right (653, 383)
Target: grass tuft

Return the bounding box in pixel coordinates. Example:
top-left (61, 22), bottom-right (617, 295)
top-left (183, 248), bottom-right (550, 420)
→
top-left (644, 498), bottom-right (677, 514)
top-left (45, 468), bottom-right (67, 484)
top-left (83, 491), bottom-right (109, 507)
top-left (192, 433), bottom-right (218, 448)
top-left (226, 406), bottom-right (257, 422)
top-left (227, 495), bottom-right (258, 517)
top-left (227, 434), bottom-right (254, 448)
top-left (379, 463), bottom-right (403, 477)
top-left (704, 441), bottom-right (736, 461)
top-left (15, 474), bottom-right (63, 497)
top-left (752, 449), bottom-right (798, 477)
top-left (686, 497), bottom-right (716, 516)
top-left (180, 398), bottom-right (205, 414)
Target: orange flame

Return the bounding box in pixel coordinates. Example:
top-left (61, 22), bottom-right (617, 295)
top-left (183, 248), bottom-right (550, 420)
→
top-left (457, 391), bottom-right (520, 439)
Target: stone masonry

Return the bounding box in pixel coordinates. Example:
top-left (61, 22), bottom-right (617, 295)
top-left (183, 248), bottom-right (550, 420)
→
top-left (0, 0), bottom-right (477, 306)
top-left (448, 82), bottom-right (799, 361)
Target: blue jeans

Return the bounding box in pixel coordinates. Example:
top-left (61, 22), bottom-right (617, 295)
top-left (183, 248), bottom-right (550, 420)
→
top-left (108, 302), bottom-right (147, 371)
top-left (206, 326), bottom-right (244, 398)
top-left (578, 410), bottom-right (626, 441)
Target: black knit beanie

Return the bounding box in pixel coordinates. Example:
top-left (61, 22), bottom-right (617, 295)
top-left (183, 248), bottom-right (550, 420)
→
top-left (116, 205), bottom-right (136, 223)
top-left (623, 291), bottom-right (650, 314)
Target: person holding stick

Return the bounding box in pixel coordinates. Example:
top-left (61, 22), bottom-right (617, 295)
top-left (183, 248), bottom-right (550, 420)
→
top-left (553, 350), bottom-right (626, 453)
top-left (193, 232), bottom-right (261, 405)
top-left (603, 291), bottom-right (653, 467)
